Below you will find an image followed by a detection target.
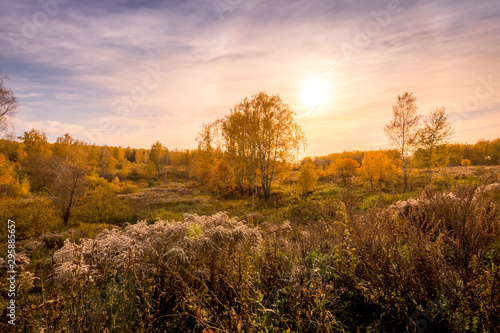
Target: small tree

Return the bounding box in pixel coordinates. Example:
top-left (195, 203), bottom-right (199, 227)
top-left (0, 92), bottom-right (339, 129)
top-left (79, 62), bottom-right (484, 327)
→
top-left (359, 151), bottom-right (398, 191)
top-left (19, 129), bottom-right (54, 191)
top-left (417, 107), bottom-right (454, 183)
top-left (0, 72), bottom-right (18, 134)
top-left (149, 141), bottom-right (167, 178)
top-left (51, 161), bottom-right (87, 225)
top-left (77, 176), bottom-right (125, 224)
top-left (208, 157), bottom-right (236, 198)
top-left (385, 92), bottom-right (421, 191)
top-left (335, 157), bottom-right (360, 186)
top-left (195, 121), bottom-right (223, 185)
top-left (297, 161), bottom-right (318, 197)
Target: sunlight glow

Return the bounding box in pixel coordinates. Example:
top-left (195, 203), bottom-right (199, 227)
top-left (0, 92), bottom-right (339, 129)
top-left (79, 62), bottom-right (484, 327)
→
top-left (301, 78), bottom-right (329, 108)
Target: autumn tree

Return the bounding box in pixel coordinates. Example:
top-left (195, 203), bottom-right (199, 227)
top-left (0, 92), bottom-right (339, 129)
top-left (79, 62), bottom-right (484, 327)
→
top-left (0, 153), bottom-right (29, 196)
top-left (415, 107), bottom-right (454, 182)
top-left (148, 141), bottom-right (168, 178)
top-left (195, 120), bottom-right (225, 185)
top-left (113, 146), bottom-right (125, 164)
top-left (335, 157), bottom-right (360, 186)
top-left (87, 145), bottom-right (100, 172)
top-left (134, 149), bottom-right (148, 164)
top-left (385, 92), bottom-right (421, 191)
top-left (19, 129), bottom-right (54, 191)
top-left (21, 129), bottom-right (51, 157)
top-left (76, 176), bottom-right (126, 224)
top-left (359, 150), bottom-right (398, 191)
top-left (169, 149), bottom-right (181, 180)
top-left (223, 92), bottom-right (305, 199)
top-left (53, 133), bottom-right (88, 169)
top-left (297, 161), bottom-right (318, 197)
top-left (51, 161), bottom-right (87, 224)
top-left (100, 145), bottom-right (118, 180)
top-left (209, 157), bottom-right (236, 198)
top-left (223, 105), bottom-right (256, 195)
top-left (0, 138), bottom-right (26, 162)
top-left (118, 163), bottom-right (129, 179)
top-left (0, 72), bottom-right (18, 134)
top-left (223, 107), bottom-right (256, 195)
top-left (180, 149), bottom-right (193, 179)
top-left (0, 197), bottom-right (59, 239)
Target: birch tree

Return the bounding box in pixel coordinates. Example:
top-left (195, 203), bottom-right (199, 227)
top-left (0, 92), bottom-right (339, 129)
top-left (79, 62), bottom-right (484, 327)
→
top-left (0, 72), bottom-right (18, 134)
top-left (417, 107), bottom-right (454, 183)
top-left (224, 92), bottom-right (305, 199)
top-left (384, 92), bottom-right (420, 191)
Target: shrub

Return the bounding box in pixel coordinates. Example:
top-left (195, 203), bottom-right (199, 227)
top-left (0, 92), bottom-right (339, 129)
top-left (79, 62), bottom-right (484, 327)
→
top-left (40, 233), bottom-right (65, 249)
top-left (117, 182), bottom-right (140, 194)
top-left (75, 178), bottom-right (131, 224)
top-left (461, 159), bottom-right (472, 166)
top-left (389, 185), bottom-right (500, 330)
top-left (334, 157), bottom-right (360, 186)
top-left (297, 161), bottom-right (318, 196)
top-left (0, 197), bottom-right (60, 239)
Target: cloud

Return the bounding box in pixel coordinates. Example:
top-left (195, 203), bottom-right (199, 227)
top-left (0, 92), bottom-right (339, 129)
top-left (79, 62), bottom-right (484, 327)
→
top-left (1, 0), bottom-right (499, 156)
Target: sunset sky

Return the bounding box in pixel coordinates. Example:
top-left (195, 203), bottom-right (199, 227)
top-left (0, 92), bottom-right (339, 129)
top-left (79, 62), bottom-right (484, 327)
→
top-left (1, 0), bottom-right (499, 157)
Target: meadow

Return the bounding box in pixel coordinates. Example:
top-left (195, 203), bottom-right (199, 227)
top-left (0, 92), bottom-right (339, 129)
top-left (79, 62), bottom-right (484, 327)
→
top-left (1, 153), bottom-right (500, 332)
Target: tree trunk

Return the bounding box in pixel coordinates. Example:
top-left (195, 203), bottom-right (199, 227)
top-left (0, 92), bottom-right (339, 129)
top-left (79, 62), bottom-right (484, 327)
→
top-left (403, 157), bottom-right (408, 191)
top-left (63, 186), bottom-right (75, 225)
top-left (428, 147), bottom-right (433, 184)
top-left (428, 160), bottom-right (432, 184)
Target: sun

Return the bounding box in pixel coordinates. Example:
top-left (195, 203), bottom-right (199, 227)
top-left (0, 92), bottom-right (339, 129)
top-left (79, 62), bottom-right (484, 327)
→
top-left (301, 78), bottom-right (329, 108)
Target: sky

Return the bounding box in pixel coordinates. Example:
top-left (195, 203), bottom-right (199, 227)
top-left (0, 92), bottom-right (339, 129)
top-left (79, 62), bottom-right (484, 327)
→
top-left (0, 0), bottom-right (499, 158)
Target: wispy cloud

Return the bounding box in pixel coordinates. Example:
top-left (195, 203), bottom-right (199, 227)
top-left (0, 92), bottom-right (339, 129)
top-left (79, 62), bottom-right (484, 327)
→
top-left (0, 0), bottom-right (499, 155)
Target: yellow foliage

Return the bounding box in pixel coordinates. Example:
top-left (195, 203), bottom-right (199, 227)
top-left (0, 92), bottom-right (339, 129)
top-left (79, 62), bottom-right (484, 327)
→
top-left (76, 178), bottom-right (128, 224)
top-left (118, 164), bottom-right (129, 179)
top-left (208, 158), bottom-right (236, 198)
top-left (461, 159), bottom-right (472, 167)
top-left (335, 157), bottom-right (360, 185)
top-left (359, 150), bottom-right (398, 191)
top-left (145, 161), bottom-right (157, 178)
top-left (0, 153), bottom-right (30, 197)
top-left (0, 197), bottom-right (60, 239)
top-left (297, 161), bottom-right (318, 196)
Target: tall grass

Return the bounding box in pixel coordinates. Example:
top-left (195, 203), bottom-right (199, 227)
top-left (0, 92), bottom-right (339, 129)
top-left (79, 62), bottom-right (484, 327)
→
top-left (2, 184), bottom-right (499, 332)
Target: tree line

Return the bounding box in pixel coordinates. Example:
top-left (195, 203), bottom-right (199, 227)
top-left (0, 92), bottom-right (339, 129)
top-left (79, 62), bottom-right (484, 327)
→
top-left (2, 70), bottom-right (500, 207)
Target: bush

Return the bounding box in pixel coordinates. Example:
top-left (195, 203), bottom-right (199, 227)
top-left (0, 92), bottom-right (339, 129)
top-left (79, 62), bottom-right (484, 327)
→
top-left (0, 197), bottom-right (60, 239)
top-left (117, 183), bottom-right (140, 194)
top-left (76, 177), bottom-right (131, 224)
top-left (40, 233), bottom-right (65, 249)
top-left (461, 159), bottom-right (472, 166)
